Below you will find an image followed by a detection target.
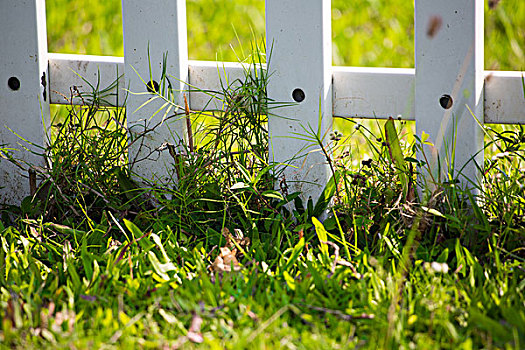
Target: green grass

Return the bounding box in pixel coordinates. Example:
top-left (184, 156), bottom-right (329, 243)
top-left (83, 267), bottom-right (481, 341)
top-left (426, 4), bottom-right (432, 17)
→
top-left (0, 1), bottom-right (524, 349)
top-left (1, 55), bottom-right (524, 347)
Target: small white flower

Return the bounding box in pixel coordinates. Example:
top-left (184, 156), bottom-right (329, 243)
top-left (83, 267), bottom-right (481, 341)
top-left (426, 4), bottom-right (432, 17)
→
top-left (491, 151), bottom-right (511, 162)
top-left (430, 261), bottom-right (449, 274)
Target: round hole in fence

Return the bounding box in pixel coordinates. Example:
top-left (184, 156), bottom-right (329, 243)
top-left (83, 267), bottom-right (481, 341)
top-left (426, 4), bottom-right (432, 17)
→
top-left (292, 88), bottom-right (305, 103)
top-left (439, 94), bottom-right (453, 109)
top-left (146, 80), bottom-right (159, 93)
top-left (8, 77), bottom-right (20, 91)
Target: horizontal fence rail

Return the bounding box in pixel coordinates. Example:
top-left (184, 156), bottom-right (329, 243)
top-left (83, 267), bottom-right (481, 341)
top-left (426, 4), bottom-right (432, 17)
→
top-left (1, 0), bottom-right (524, 205)
top-left (48, 54), bottom-right (525, 124)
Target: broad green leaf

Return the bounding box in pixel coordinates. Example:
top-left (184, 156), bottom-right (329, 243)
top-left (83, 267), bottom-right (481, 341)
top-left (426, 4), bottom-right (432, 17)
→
top-left (312, 217), bottom-right (329, 259)
top-left (147, 251), bottom-right (177, 281)
top-left (158, 309), bottom-right (185, 331)
top-left (123, 218), bottom-right (143, 241)
top-left (261, 190), bottom-right (284, 201)
top-left (313, 170), bottom-right (342, 217)
top-left (385, 117), bottom-right (409, 198)
top-left (421, 206), bottom-right (445, 217)
top-left (150, 232), bottom-right (170, 263)
top-left (45, 223), bottom-right (85, 237)
top-left (283, 271), bottom-right (296, 291)
top-left (67, 261), bottom-right (82, 292)
top-left (230, 182), bottom-right (249, 190)
top-left (282, 237), bottom-right (305, 272)
top-left (469, 309), bottom-right (513, 342)
top-left (437, 248), bottom-right (449, 263)
top-left (81, 238), bottom-right (93, 281)
top-left (421, 130), bottom-right (434, 146)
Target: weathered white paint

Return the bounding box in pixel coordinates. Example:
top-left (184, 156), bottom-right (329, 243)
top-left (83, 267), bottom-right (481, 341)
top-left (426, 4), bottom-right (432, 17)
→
top-left (415, 0), bottom-right (484, 197)
top-left (48, 53), bottom-right (126, 106)
top-left (46, 56), bottom-right (525, 125)
top-left (188, 60), bottom-right (262, 111)
top-left (333, 67), bottom-right (415, 120)
top-left (122, 0), bottom-right (188, 185)
top-left (484, 71), bottom-right (525, 124)
top-left (266, 0), bottom-right (333, 204)
top-left (0, 0), bottom-right (50, 204)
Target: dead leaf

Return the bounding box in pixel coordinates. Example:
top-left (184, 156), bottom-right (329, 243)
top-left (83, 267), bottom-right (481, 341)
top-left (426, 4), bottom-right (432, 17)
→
top-left (29, 168), bottom-right (37, 196)
top-left (184, 94), bottom-right (194, 153)
top-left (233, 228), bottom-right (250, 245)
top-left (336, 259), bottom-right (363, 279)
top-left (187, 313), bottom-right (203, 343)
top-left (246, 310), bottom-right (259, 322)
top-left (221, 227), bottom-right (250, 258)
top-left (211, 247), bottom-right (242, 272)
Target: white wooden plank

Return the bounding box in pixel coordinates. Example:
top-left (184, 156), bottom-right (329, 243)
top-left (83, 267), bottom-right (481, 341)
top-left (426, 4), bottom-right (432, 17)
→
top-left (484, 71), bottom-right (525, 124)
top-left (48, 53), bottom-right (125, 106)
top-left (188, 61), bottom-right (250, 111)
top-left (0, 0), bottom-right (50, 204)
top-left (47, 56), bottom-right (525, 125)
top-left (266, 0), bottom-right (333, 205)
top-left (333, 68), bottom-right (525, 123)
top-left (415, 0), bottom-right (484, 197)
top-left (333, 67), bottom-right (415, 120)
top-left (122, 0), bottom-right (188, 185)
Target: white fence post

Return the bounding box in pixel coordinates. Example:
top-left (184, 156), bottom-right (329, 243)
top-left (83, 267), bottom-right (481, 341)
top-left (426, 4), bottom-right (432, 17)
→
top-left (0, 0), bottom-right (50, 204)
top-left (266, 0), bottom-right (333, 205)
top-left (122, 0), bottom-right (188, 185)
top-left (415, 0), bottom-right (484, 198)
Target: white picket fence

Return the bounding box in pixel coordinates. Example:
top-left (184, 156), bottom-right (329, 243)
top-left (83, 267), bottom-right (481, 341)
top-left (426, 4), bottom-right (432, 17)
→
top-left (1, 0), bottom-right (524, 205)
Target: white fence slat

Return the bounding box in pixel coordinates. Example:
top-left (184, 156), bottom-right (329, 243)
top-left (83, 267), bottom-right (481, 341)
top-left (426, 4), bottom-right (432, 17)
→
top-left (122, 0), bottom-right (188, 185)
top-left (0, 0), bottom-right (50, 204)
top-left (266, 0), bottom-right (333, 204)
top-left (415, 0), bottom-right (484, 196)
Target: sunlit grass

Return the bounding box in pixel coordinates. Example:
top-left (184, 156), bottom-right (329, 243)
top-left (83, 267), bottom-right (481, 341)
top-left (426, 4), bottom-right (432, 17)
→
top-left (0, 2), bottom-right (522, 349)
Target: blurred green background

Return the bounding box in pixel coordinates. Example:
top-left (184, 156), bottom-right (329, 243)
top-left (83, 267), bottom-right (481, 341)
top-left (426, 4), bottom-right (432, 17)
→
top-left (46, 0), bottom-right (524, 70)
